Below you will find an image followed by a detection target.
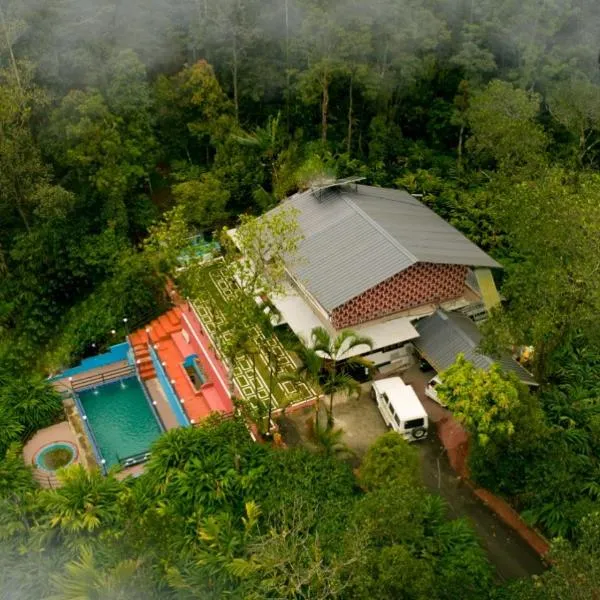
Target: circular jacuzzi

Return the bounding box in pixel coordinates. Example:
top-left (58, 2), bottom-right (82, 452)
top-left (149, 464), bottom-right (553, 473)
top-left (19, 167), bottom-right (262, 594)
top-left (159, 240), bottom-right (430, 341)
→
top-left (34, 441), bottom-right (78, 472)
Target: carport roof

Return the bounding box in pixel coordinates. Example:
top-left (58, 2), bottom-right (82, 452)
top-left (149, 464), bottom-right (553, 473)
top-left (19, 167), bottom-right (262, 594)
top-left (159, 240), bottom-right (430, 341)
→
top-left (414, 309), bottom-right (537, 386)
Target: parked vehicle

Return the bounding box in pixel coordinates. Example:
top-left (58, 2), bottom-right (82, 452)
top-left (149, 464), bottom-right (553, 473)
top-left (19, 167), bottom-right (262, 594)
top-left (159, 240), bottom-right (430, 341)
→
top-left (425, 375), bottom-right (445, 406)
top-left (371, 377), bottom-right (428, 441)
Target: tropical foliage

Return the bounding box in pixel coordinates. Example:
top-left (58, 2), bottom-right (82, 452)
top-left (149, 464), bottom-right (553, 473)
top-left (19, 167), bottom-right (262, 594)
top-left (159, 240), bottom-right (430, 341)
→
top-left (290, 326), bottom-right (373, 428)
top-left (1, 0), bottom-right (600, 594)
top-left (0, 419), bottom-right (496, 599)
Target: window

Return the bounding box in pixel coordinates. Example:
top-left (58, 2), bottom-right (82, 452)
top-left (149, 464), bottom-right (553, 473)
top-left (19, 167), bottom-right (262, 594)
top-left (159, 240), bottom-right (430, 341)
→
top-left (394, 414), bottom-right (401, 426)
top-left (405, 418), bottom-right (425, 429)
top-left (429, 379), bottom-right (438, 388)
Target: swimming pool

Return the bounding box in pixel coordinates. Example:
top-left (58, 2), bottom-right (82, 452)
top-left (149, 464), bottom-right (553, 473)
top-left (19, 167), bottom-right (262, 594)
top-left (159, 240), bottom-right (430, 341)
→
top-left (78, 377), bottom-right (162, 467)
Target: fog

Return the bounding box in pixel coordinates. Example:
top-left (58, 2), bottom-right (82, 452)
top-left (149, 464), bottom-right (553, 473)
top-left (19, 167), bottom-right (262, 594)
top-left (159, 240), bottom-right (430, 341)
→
top-left (1, 0), bottom-right (598, 94)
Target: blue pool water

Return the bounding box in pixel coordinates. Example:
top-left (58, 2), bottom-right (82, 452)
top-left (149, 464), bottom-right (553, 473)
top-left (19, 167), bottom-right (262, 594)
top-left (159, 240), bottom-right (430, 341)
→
top-left (78, 377), bottom-right (162, 467)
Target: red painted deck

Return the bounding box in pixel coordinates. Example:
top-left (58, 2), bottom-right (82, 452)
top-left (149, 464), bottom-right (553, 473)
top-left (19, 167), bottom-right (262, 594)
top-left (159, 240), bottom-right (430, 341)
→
top-left (129, 305), bottom-right (234, 424)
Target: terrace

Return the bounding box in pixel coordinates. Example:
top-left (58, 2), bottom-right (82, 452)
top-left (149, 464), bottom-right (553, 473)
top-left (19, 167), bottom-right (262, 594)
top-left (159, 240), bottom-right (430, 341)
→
top-left (129, 306), bottom-right (234, 425)
top-left (26, 255), bottom-right (313, 486)
top-left (28, 297), bottom-right (242, 486)
top-left (187, 260), bottom-right (316, 410)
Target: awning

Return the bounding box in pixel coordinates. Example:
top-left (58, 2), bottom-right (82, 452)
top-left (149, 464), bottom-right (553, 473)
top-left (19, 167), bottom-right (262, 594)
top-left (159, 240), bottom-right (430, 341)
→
top-left (271, 285), bottom-right (328, 343)
top-left (352, 318), bottom-right (419, 358)
top-left (414, 309), bottom-right (537, 386)
top-left (271, 284), bottom-right (419, 359)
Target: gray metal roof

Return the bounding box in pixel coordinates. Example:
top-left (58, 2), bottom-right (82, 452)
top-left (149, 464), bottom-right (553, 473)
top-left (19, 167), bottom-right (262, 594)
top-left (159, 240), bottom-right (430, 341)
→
top-left (277, 183), bottom-right (500, 311)
top-left (414, 309), bottom-right (537, 386)
top-left (352, 185), bottom-right (501, 268)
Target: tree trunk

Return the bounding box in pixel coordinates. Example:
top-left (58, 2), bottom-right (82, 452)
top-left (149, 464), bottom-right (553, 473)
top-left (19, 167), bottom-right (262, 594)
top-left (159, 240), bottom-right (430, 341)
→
top-left (284, 0), bottom-right (291, 132)
top-left (252, 352), bottom-right (257, 403)
top-left (347, 75), bottom-right (353, 156)
top-left (229, 355), bottom-right (237, 395)
top-left (192, 0), bottom-right (203, 61)
top-left (457, 123), bottom-right (465, 171)
top-left (0, 241), bottom-right (7, 275)
top-left (232, 34), bottom-right (239, 123)
top-left (14, 200), bottom-right (31, 233)
top-left (0, 4), bottom-right (21, 93)
top-left (321, 72), bottom-right (329, 144)
top-left (327, 391), bottom-right (334, 429)
top-left (13, 178), bottom-right (31, 233)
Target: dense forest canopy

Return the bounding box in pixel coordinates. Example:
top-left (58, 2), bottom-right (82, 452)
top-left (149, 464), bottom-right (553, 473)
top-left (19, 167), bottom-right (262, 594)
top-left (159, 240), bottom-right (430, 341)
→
top-left (2, 0), bottom-right (600, 598)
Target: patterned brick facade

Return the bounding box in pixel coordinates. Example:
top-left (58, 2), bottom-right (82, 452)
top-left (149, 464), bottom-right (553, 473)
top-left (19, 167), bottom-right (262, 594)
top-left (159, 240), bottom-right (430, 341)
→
top-left (330, 263), bottom-right (468, 329)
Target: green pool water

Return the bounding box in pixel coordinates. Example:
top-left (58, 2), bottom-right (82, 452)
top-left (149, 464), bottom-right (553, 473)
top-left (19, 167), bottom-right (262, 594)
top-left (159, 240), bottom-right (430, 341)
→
top-left (79, 377), bottom-right (162, 467)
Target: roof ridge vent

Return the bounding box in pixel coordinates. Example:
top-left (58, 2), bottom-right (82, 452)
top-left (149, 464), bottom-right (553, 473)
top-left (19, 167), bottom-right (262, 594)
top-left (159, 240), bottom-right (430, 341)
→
top-left (345, 196), bottom-right (418, 264)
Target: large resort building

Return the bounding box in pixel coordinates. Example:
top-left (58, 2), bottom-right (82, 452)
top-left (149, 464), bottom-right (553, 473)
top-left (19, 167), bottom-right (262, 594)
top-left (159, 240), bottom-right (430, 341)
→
top-left (28, 179), bottom-right (530, 485)
top-left (267, 179), bottom-right (502, 370)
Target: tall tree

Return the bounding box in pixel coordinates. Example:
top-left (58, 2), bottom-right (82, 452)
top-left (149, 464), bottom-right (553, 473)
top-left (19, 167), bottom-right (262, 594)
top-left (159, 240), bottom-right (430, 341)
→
top-left (484, 168), bottom-right (600, 380)
top-left (465, 79), bottom-right (548, 169)
top-left (0, 64), bottom-right (49, 234)
top-left (547, 76), bottom-right (600, 167)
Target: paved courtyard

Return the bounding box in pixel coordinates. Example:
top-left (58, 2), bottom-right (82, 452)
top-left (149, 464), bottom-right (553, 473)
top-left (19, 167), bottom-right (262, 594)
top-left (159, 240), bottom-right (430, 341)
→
top-left (191, 263), bottom-right (315, 410)
top-left (23, 421), bottom-right (84, 488)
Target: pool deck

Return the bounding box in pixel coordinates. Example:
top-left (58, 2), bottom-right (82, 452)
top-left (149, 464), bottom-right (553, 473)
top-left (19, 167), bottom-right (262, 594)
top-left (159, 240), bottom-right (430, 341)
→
top-left (116, 463), bottom-right (146, 480)
top-left (130, 305), bottom-right (234, 425)
top-left (145, 378), bottom-right (180, 430)
top-left (51, 360), bottom-right (131, 392)
top-left (23, 421), bottom-right (84, 488)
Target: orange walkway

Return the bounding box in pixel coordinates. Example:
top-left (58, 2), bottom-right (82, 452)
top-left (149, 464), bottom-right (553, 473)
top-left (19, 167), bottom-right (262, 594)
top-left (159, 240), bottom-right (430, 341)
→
top-left (129, 307), bottom-right (234, 425)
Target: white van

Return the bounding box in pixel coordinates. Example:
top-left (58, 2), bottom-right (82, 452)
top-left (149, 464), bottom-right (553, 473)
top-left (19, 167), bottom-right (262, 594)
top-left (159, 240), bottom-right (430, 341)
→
top-left (371, 377), bottom-right (428, 441)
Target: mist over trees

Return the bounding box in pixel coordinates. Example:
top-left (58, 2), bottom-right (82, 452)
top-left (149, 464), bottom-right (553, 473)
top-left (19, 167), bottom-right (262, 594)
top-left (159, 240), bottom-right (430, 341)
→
top-left (2, 0), bottom-right (600, 598)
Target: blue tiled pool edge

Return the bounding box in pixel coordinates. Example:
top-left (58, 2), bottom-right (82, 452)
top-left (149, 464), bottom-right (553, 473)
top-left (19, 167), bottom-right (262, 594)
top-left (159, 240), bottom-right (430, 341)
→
top-left (52, 342), bottom-right (131, 381)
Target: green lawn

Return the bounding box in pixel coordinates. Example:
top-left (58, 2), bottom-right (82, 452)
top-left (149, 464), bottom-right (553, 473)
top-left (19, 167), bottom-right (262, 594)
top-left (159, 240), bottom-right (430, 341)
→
top-left (184, 260), bottom-right (316, 410)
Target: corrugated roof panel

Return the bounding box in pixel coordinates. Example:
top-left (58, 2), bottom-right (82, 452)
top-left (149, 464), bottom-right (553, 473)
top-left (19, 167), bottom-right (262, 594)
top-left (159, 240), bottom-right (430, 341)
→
top-left (414, 310), bottom-right (537, 385)
top-left (269, 183), bottom-right (500, 311)
top-left (293, 212), bottom-right (413, 310)
top-left (352, 185), bottom-right (501, 269)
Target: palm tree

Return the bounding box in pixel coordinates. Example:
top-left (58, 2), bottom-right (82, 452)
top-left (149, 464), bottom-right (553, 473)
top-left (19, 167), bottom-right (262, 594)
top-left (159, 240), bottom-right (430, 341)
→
top-left (47, 547), bottom-right (144, 600)
top-left (36, 465), bottom-right (123, 539)
top-left (233, 113), bottom-right (283, 208)
top-left (0, 373), bottom-right (63, 439)
top-left (321, 370), bottom-right (362, 428)
top-left (283, 327), bottom-right (372, 429)
top-left (310, 419), bottom-right (354, 459)
top-left (280, 343), bottom-right (324, 420)
top-left (309, 327), bottom-right (373, 428)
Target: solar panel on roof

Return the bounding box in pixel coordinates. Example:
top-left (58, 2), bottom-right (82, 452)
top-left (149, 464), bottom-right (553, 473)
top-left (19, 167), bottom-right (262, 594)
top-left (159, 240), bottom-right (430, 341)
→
top-left (314, 187), bottom-right (341, 203)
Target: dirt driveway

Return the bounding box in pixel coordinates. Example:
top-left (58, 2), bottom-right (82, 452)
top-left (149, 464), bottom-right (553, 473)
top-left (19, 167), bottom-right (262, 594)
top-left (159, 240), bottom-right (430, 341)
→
top-left (279, 375), bottom-right (545, 581)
